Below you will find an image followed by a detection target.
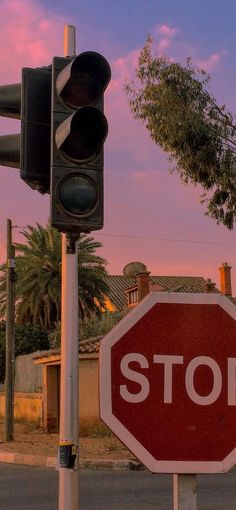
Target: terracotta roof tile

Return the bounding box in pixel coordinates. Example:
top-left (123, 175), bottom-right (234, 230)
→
top-left (79, 336), bottom-right (102, 354)
top-left (33, 336), bottom-right (102, 361)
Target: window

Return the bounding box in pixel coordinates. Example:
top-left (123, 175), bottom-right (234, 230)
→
top-left (128, 289), bottom-right (138, 306)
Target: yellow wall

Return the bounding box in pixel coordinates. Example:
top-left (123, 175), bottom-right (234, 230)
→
top-left (0, 393), bottom-right (42, 425)
top-left (0, 357), bottom-right (105, 433)
top-left (79, 358), bottom-right (99, 419)
top-left (79, 357), bottom-right (107, 434)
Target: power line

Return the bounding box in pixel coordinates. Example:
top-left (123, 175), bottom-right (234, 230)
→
top-left (3, 226), bottom-right (236, 249)
top-left (99, 232), bottom-right (236, 247)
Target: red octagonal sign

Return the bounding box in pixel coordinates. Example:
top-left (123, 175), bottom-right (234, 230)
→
top-left (99, 292), bottom-right (236, 473)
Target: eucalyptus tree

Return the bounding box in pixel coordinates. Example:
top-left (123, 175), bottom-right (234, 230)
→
top-left (125, 36), bottom-right (236, 229)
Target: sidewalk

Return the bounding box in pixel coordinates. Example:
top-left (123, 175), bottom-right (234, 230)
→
top-left (0, 418), bottom-right (142, 470)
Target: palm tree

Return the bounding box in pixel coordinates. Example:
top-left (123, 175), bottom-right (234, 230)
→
top-left (0, 224), bottom-right (109, 330)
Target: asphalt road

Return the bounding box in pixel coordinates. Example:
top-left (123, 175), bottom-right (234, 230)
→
top-left (0, 463), bottom-right (236, 509)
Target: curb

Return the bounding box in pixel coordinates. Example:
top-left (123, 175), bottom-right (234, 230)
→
top-left (0, 449), bottom-right (144, 471)
top-left (0, 450), bottom-right (57, 468)
top-left (79, 459), bottom-right (144, 470)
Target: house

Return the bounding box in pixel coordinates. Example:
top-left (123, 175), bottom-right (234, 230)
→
top-left (32, 261), bottom-right (234, 432)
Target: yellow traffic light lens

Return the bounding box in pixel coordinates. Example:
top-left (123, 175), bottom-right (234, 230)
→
top-left (57, 174), bottom-right (98, 217)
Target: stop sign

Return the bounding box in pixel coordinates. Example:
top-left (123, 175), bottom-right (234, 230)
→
top-left (99, 292), bottom-right (236, 474)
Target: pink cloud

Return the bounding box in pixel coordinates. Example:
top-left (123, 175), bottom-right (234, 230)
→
top-left (158, 39), bottom-right (171, 52)
top-left (109, 49), bottom-right (140, 93)
top-left (152, 22), bottom-right (226, 72)
top-left (0, 0), bottom-right (66, 83)
top-left (156, 24), bottom-right (179, 38)
top-left (196, 52), bottom-right (227, 71)
top-left (154, 24), bottom-right (180, 55)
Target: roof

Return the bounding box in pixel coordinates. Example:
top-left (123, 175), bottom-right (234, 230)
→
top-left (33, 336), bottom-right (101, 363)
top-left (104, 274), bottom-right (210, 311)
top-left (104, 275), bottom-right (136, 310)
top-left (79, 336), bottom-right (101, 354)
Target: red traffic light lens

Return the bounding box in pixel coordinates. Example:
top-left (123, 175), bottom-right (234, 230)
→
top-left (57, 52), bottom-right (111, 108)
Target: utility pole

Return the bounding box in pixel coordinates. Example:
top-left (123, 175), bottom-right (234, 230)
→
top-left (5, 218), bottom-right (15, 441)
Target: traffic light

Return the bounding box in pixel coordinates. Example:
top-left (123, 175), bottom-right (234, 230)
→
top-left (50, 51), bottom-right (111, 234)
top-left (0, 83), bottom-right (21, 168)
top-left (0, 67), bottom-right (51, 194)
top-left (21, 67), bottom-right (51, 193)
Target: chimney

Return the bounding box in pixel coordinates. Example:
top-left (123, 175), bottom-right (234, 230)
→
top-left (203, 278), bottom-right (216, 293)
top-left (219, 262), bottom-right (232, 296)
top-left (136, 271), bottom-right (150, 302)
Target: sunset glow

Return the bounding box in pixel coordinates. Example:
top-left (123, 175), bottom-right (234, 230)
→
top-left (0, 0), bottom-right (236, 293)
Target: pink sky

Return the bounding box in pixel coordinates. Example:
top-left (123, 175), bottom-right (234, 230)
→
top-left (0, 0), bottom-right (236, 295)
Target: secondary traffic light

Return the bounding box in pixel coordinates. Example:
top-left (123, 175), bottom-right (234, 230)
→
top-left (50, 51), bottom-right (111, 234)
top-left (0, 83), bottom-right (21, 168)
top-left (0, 67), bottom-right (51, 194)
top-left (21, 67), bottom-right (51, 193)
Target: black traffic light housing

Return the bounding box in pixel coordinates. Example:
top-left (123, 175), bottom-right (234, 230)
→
top-left (21, 66), bottom-right (51, 193)
top-left (50, 51), bottom-right (111, 234)
top-left (0, 67), bottom-right (51, 194)
top-left (0, 83), bottom-right (21, 168)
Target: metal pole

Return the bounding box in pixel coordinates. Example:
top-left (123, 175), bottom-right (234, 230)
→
top-left (5, 218), bottom-right (15, 441)
top-left (173, 474), bottom-right (197, 510)
top-left (59, 234), bottom-right (79, 510)
top-left (64, 25), bottom-right (76, 57)
top-left (58, 25), bottom-right (79, 510)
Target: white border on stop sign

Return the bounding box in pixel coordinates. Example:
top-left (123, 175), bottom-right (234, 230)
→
top-left (99, 292), bottom-right (236, 474)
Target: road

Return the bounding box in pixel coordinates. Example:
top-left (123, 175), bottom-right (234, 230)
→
top-left (0, 463), bottom-right (236, 509)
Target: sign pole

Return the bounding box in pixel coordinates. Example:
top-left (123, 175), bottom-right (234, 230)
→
top-left (173, 474), bottom-right (197, 510)
top-left (58, 25), bottom-right (79, 510)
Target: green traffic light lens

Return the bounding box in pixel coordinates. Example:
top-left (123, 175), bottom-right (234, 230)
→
top-left (57, 174), bottom-right (98, 217)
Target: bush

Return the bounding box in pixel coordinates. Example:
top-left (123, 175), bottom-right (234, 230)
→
top-left (14, 324), bottom-right (49, 355)
top-left (79, 311), bottom-right (125, 341)
top-left (0, 324), bottom-right (49, 384)
top-left (49, 311), bottom-right (126, 348)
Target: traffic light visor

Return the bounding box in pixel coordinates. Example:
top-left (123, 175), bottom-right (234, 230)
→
top-left (56, 51), bottom-right (111, 108)
top-left (0, 83), bottom-right (21, 119)
top-left (56, 107), bottom-right (108, 163)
